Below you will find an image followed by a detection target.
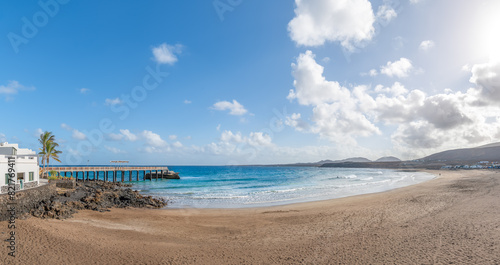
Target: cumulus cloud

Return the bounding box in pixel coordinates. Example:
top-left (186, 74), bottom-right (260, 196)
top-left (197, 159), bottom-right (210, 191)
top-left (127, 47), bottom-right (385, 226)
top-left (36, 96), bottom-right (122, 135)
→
top-left (288, 51), bottom-right (380, 143)
top-left (469, 60), bottom-right (500, 102)
top-left (141, 130), bottom-right (167, 147)
top-left (104, 146), bottom-right (126, 154)
top-left (0, 80), bottom-right (35, 100)
top-left (120, 129), bottom-right (138, 141)
top-left (374, 82), bottom-right (408, 96)
top-left (61, 123), bottom-right (87, 140)
top-left (380, 58), bottom-right (413, 78)
top-left (285, 113), bottom-right (310, 132)
top-left (419, 94), bottom-right (472, 129)
top-left (288, 51), bottom-right (351, 106)
top-left (72, 129), bottom-right (87, 140)
top-left (288, 50), bottom-right (500, 154)
top-left (107, 133), bottom-right (124, 141)
top-left (419, 40), bottom-right (435, 51)
top-left (172, 141), bottom-right (183, 148)
top-left (152, 43), bottom-right (182, 65)
top-left (376, 4), bottom-right (397, 24)
top-left (105, 98), bottom-right (123, 106)
top-left (203, 130), bottom-right (274, 156)
top-left (169, 135), bottom-right (177, 140)
top-left (212, 100), bottom-right (248, 116)
top-left (288, 0), bottom-right (375, 50)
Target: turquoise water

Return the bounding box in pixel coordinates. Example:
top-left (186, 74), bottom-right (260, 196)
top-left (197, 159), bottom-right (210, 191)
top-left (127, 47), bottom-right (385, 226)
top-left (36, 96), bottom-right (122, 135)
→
top-left (130, 166), bottom-right (435, 208)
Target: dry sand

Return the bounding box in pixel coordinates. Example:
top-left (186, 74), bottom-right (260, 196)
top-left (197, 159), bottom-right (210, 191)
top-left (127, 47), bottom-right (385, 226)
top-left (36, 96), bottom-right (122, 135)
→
top-left (2, 170), bottom-right (500, 264)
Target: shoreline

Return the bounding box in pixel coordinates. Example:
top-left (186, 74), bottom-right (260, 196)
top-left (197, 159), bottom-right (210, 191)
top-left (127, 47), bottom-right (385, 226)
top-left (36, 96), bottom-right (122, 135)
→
top-left (140, 167), bottom-right (436, 210)
top-left (2, 169), bottom-right (500, 264)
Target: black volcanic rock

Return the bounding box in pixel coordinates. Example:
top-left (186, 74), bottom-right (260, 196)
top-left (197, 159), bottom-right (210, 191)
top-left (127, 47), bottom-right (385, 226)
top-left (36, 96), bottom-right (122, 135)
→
top-left (30, 181), bottom-right (167, 220)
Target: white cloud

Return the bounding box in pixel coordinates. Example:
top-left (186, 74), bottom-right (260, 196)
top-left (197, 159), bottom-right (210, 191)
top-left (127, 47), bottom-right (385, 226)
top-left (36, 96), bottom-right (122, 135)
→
top-left (120, 129), bottom-right (138, 141)
top-left (469, 60), bottom-right (500, 102)
top-left (288, 51), bottom-right (380, 143)
top-left (104, 146), bottom-right (126, 154)
top-left (184, 100), bottom-right (192, 104)
top-left (60, 123), bottom-right (86, 140)
top-left (105, 98), bottom-right (123, 106)
top-left (285, 113), bottom-right (309, 132)
top-left (169, 135), bottom-right (177, 140)
top-left (172, 141), bottom-right (183, 148)
top-left (220, 130), bottom-right (244, 143)
top-left (410, 0), bottom-right (422, 4)
top-left (248, 132), bottom-right (273, 147)
top-left (107, 133), bottom-right (124, 141)
top-left (216, 124), bottom-right (221, 131)
top-left (380, 58), bottom-right (413, 78)
top-left (0, 133), bottom-right (6, 142)
top-left (419, 40), bottom-right (435, 51)
top-left (202, 130), bottom-right (274, 157)
top-left (72, 129), bottom-right (87, 140)
top-left (212, 100), bottom-right (248, 116)
top-left (0, 81), bottom-right (35, 100)
top-left (288, 0), bottom-right (375, 50)
top-left (80, 88), bottom-right (90, 94)
top-left (287, 50), bottom-right (500, 154)
top-left (376, 5), bottom-right (397, 24)
top-left (141, 130), bottom-right (167, 147)
top-left (374, 82), bottom-right (409, 96)
top-left (61, 123), bottom-right (71, 131)
top-left (369, 69), bottom-right (378, 76)
top-left (322, 57), bottom-right (330, 63)
top-left (35, 128), bottom-right (43, 137)
top-left (152, 43), bottom-right (182, 65)
top-left (288, 51), bottom-right (351, 106)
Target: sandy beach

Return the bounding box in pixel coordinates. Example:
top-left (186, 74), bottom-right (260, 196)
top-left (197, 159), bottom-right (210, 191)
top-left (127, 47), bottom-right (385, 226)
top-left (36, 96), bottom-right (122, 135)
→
top-left (2, 169), bottom-right (500, 264)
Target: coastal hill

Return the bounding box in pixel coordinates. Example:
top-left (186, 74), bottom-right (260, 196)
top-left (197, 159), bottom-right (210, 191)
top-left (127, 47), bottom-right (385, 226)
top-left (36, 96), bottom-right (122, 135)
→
top-left (277, 157), bottom-right (373, 167)
top-left (375, 156), bottom-right (401, 162)
top-left (421, 142), bottom-right (500, 162)
top-left (271, 142), bottom-right (500, 169)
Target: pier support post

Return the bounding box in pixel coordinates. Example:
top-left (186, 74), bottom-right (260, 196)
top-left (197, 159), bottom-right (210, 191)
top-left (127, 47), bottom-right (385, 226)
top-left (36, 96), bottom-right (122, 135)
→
top-left (121, 171), bottom-right (124, 182)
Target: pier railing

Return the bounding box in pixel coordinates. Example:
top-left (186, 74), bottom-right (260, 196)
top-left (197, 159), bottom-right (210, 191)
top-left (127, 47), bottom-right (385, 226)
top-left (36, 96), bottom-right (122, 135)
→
top-left (43, 166), bottom-right (174, 182)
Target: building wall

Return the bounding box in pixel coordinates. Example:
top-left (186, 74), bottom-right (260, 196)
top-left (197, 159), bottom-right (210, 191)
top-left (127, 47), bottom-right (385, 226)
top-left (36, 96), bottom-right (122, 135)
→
top-left (0, 182), bottom-right (56, 221)
top-left (0, 155), bottom-right (39, 194)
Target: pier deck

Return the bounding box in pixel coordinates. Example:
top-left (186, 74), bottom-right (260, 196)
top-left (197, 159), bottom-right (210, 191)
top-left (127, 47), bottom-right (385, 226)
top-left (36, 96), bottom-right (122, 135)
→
top-left (44, 166), bottom-right (177, 182)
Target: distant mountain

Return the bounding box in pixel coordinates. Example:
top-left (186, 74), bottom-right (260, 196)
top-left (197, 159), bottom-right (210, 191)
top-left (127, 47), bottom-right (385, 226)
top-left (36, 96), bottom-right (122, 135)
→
top-left (340, 157), bottom-right (372, 163)
top-left (375, 156), bottom-right (401, 162)
top-left (275, 157), bottom-right (371, 167)
top-left (421, 143), bottom-right (500, 162)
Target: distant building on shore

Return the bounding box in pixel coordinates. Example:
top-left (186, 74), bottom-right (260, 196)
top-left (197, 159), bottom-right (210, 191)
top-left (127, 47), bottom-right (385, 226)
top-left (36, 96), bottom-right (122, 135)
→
top-left (0, 142), bottom-right (39, 193)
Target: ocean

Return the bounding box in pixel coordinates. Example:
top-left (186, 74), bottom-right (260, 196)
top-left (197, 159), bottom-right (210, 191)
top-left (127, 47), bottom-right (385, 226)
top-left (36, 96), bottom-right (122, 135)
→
top-left (130, 166), bottom-right (435, 208)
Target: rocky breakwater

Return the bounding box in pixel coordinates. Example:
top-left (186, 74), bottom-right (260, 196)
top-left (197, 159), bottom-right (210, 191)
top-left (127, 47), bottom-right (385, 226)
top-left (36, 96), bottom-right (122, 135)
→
top-left (31, 181), bottom-right (167, 220)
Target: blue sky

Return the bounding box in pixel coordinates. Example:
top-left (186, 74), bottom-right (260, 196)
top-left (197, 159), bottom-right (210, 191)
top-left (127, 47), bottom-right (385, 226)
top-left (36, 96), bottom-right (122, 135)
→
top-left (1, 0), bottom-right (500, 165)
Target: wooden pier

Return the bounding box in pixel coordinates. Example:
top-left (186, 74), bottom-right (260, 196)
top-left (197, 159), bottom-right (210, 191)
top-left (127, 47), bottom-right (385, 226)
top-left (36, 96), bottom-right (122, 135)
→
top-left (43, 166), bottom-right (179, 182)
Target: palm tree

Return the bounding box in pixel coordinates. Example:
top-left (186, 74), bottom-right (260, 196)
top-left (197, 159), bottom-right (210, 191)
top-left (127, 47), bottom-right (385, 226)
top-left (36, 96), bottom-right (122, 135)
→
top-left (38, 131), bottom-right (60, 177)
top-left (44, 141), bottom-right (62, 170)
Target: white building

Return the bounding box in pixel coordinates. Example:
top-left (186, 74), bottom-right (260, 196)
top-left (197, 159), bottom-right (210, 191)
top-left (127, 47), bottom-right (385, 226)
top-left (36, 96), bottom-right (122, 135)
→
top-left (0, 142), bottom-right (39, 193)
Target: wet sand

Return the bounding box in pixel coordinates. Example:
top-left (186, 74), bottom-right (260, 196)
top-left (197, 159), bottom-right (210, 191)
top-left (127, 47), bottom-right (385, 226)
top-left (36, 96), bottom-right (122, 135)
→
top-left (2, 170), bottom-right (500, 264)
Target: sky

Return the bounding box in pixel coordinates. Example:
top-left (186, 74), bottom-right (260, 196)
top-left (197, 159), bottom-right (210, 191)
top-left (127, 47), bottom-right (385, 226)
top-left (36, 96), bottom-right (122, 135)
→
top-left (1, 0), bottom-right (500, 165)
